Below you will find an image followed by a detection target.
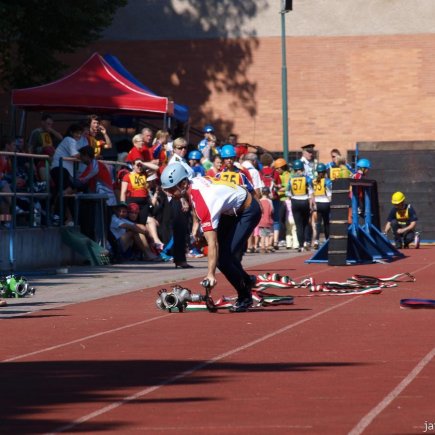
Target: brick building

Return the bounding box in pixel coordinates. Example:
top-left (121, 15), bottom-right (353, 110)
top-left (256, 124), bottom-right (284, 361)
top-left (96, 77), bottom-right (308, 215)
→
top-left (3, 0), bottom-right (435, 162)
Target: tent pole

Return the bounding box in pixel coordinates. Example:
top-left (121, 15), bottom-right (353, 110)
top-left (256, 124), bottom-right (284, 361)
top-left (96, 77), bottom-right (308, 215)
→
top-left (18, 109), bottom-right (26, 137)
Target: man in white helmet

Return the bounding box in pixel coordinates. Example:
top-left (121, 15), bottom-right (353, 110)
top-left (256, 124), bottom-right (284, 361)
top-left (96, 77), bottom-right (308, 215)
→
top-left (161, 163), bottom-right (261, 312)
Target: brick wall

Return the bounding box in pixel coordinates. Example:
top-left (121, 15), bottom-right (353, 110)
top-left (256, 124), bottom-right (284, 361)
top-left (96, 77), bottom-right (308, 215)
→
top-left (4, 32), bottom-right (435, 162)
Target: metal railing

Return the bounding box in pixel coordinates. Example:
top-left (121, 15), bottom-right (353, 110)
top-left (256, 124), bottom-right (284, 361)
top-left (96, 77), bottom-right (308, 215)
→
top-left (58, 157), bottom-right (128, 226)
top-left (0, 151), bottom-right (51, 228)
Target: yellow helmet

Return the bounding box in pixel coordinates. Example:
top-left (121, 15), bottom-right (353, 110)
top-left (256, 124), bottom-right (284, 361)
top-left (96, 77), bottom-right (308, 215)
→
top-left (274, 158), bottom-right (287, 169)
top-left (391, 191), bottom-right (405, 205)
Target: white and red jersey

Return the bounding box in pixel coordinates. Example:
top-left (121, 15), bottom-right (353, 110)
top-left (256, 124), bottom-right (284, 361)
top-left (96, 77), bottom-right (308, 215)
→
top-left (188, 176), bottom-right (248, 232)
top-left (79, 159), bottom-right (116, 205)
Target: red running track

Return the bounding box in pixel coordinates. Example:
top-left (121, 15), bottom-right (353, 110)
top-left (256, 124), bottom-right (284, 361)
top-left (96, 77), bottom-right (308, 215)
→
top-left (1, 248), bottom-right (435, 434)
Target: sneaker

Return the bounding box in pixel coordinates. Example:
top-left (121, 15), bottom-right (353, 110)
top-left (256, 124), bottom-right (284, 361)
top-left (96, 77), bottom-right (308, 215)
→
top-left (160, 252), bottom-right (173, 262)
top-left (313, 240), bottom-right (319, 249)
top-left (52, 214), bottom-right (60, 226)
top-left (230, 296), bottom-right (253, 313)
top-left (187, 248), bottom-right (204, 258)
top-left (414, 232), bottom-right (420, 249)
top-left (278, 240), bottom-right (286, 248)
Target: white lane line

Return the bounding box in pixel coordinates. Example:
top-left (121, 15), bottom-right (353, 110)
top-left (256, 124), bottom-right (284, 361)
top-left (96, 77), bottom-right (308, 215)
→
top-left (349, 346), bottom-right (435, 435)
top-left (47, 296), bottom-right (358, 434)
top-left (2, 265), bottom-right (332, 363)
top-left (2, 314), bottom-right (171, 362)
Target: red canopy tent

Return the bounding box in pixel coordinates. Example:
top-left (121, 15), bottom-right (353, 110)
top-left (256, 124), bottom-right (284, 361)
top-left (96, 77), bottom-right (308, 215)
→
top-left (11, 53), bottom-right (173, 116)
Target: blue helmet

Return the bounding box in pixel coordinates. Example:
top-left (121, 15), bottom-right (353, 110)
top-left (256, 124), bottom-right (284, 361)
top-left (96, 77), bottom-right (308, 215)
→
top-left (188, 150), bottom-right (202, 161)
top-left (160, 163), bottom-right (189, 189)
top-left (203, 124), bottom-right (214, 133)
top-left (357, 158), bottom-right (371, 169)
top-left (292, 159), bottom-right (304, 171)
top-left (316, 163), bottom-right (327, 173)
top-left (220, 144), bottom-right (237, 158)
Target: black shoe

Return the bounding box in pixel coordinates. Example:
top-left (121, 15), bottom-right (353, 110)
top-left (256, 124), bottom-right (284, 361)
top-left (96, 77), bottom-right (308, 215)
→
top-left (175, 262), bottom-right (194, 269)
top-left (230, 297), bottom-right (253, 313)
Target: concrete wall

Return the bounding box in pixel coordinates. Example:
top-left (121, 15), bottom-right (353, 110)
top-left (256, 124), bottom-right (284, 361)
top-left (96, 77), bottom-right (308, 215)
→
top-left (0, 228), bottom-right (82, 272)
top-left (105, 0), bottom-right (435, 39)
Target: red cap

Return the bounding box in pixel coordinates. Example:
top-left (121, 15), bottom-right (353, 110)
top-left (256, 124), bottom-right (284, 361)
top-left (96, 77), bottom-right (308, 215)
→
top-left (127, 203), bottom-right (140, 213)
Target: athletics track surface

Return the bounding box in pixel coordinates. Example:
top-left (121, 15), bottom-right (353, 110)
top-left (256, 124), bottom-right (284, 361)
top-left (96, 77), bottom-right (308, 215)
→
top-left (1, 247), bottom-right (435, 434)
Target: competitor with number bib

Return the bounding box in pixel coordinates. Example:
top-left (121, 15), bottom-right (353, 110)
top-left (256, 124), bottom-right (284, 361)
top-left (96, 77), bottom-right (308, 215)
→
top-left (120, 158), bottom-right (159, 225)
top-left (311, 163), bottom-right (332, 249)
top-left (384, 191), bottom-right (419, 249)
top-left (160, 163), bottom-right (261, 312)
top-left (215, 144), bottom-right (255, 194)
top-left (286, 159), bottom-right (313, 252)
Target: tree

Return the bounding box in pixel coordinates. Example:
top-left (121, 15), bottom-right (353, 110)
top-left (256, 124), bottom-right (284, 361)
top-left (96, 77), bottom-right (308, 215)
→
top-left (0, 0), bottom-right (127, 90)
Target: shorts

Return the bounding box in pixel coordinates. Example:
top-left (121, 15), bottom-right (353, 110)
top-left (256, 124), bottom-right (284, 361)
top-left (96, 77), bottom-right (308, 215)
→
top-left (259, 227), bottom-right (272, 238)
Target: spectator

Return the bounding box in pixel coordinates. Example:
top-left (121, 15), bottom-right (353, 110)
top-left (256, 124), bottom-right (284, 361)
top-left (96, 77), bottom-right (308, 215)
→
top-left (0, 144), bottom-right (12, 217)
top-left (109, 202), bottom-right (160, 262)
top-left (384, 191), bottom-right (419, 249)
top-left (119, 157), bottom-right (159, 224)
top-left (241, 152), bottom-right (264, 253)
top-left (160, 163), bottom-right (262, 312)
top-left (77, 146), bottom-right (116, 206)
top-left (146, 172), bottom-right (172, 246)
top-left (75, 145), bottom-right (117, 244)
top-left (167, 137), bottom-right (195, 268)
top-left (125, 134), bottom-right (148, 163)
top-left (1, 137), bottom-right (32, 218)
top-left (27, 113), bottom-right (63, 155)
top-left (198, 124), bottom-right (215, 156)
top-left (126, 202), bottom-right (167, 257)
top-left (300, 143), bottom-right (317, 178)
top-left (151, 130), bottom-right (171, 167)
top-left (188, 150), bottom-right (206, 177)
top-left (206, 154), bottom-right (222, 177)
top-left (260, 153), bottom-right (282, 249)
top-left (200, 133), bottom-right (218, 163)
top-left (50, 123), bottom-right (83, 225)
top-left (84, 114), bottom-right (112, 158)
top-left (227, 133), bottom-right (248, 161)
top-left (241, 152), bottom-right (264, 197)
top-left (141, 127), bottom-right (155, 163)
top-left (258, 187), bottom-right (274, 253)
top-left (326, 148), bottom-right (354, 180)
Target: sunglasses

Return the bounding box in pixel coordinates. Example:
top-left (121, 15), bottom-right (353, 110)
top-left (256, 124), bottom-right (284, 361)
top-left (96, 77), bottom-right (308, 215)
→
top-left (175, 146), bottom-right (187, 150)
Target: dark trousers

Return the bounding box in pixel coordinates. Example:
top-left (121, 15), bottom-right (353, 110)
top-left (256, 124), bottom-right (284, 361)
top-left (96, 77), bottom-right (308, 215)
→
top-left (217, 199), bottom-right (261, 299)
top-left (315, 201), bottom-right (331, 240)
top-left (391, 220), bottom-right (414, 246)
top-left (171, 199), bottom-right (189, 263)
top-left (291, 198), bottom-right (310, 248)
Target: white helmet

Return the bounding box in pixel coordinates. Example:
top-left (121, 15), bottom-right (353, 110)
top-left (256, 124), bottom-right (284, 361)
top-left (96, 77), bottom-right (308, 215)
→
top-left (160, 163), bottom-right (189, 189)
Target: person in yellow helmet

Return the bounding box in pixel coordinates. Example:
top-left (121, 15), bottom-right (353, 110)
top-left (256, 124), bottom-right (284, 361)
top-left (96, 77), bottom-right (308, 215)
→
top-left (384, 192), bottom-right (419, 249)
